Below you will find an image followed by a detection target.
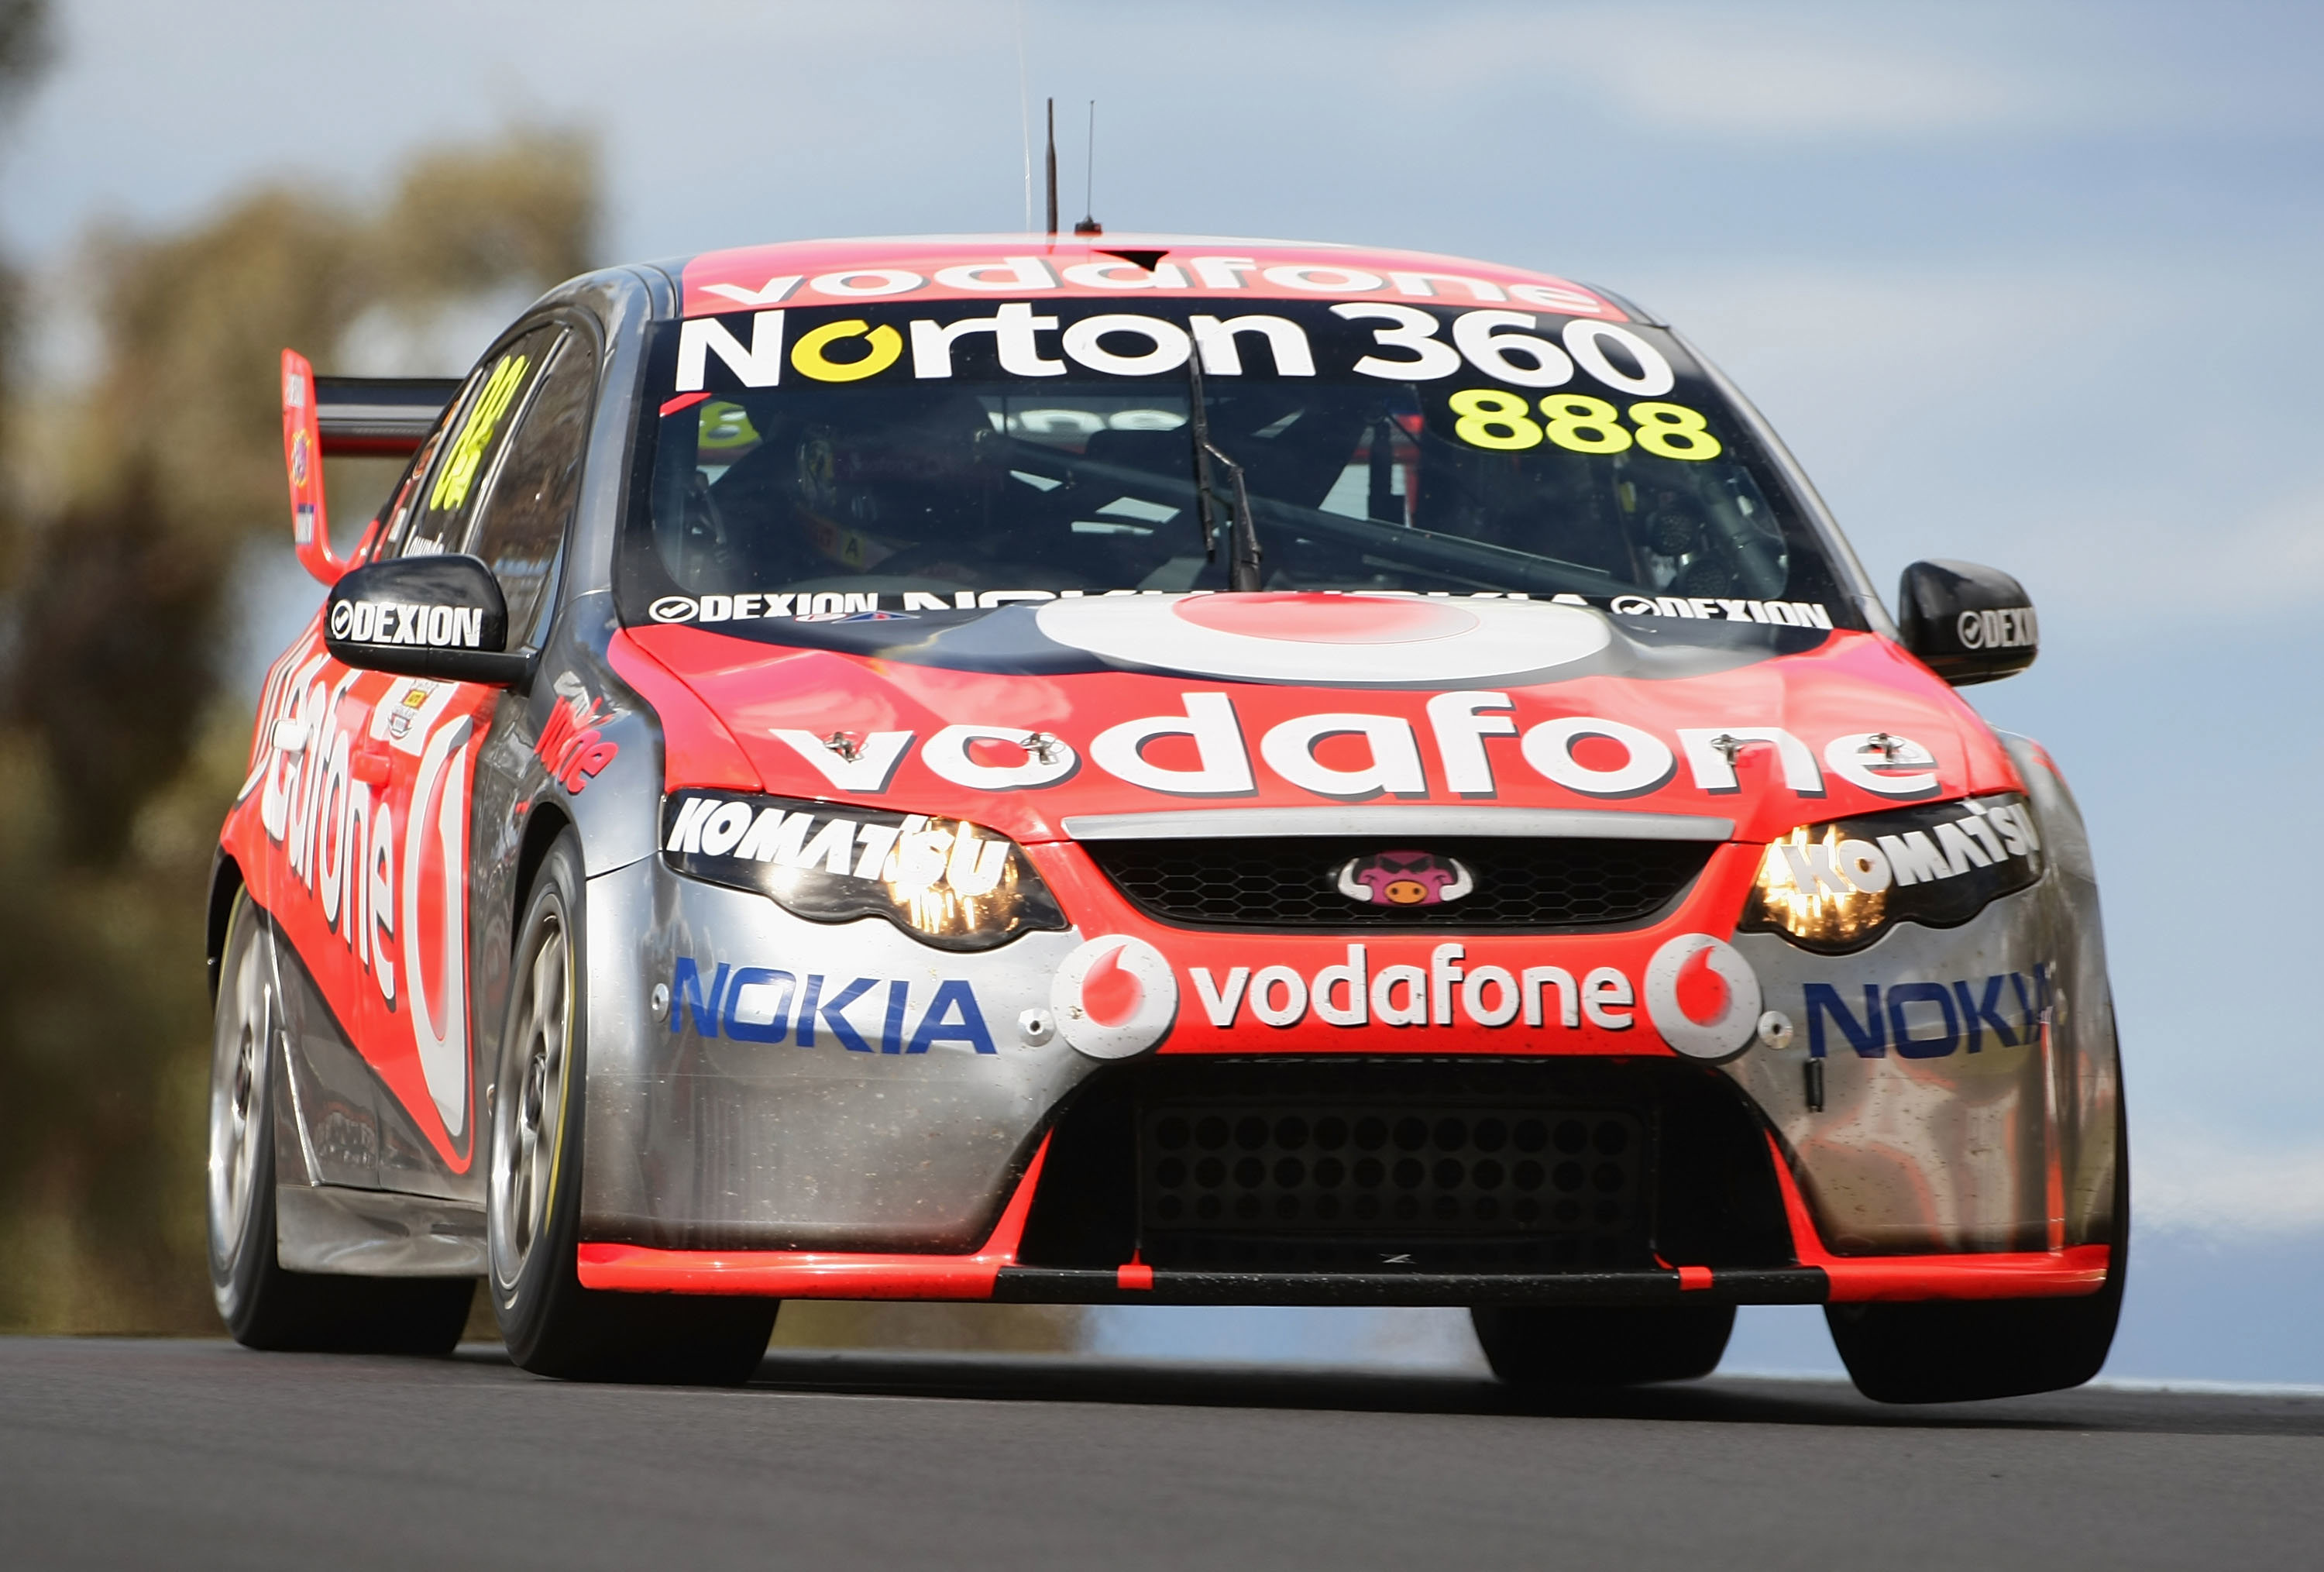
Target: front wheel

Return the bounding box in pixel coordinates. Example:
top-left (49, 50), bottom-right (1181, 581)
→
top-left (207, 888), bottom-right (473, 1353)
top-left (1826, 1101), bottom-right (2130, 1404)
top-left (486, 829), bottom-right (776, 1384)
top-left (1471, 1303), bottom-right (1735, 1388)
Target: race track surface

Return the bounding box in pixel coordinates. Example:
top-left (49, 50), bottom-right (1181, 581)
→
top-left (4, 1337), bottom-right (2319, 1569)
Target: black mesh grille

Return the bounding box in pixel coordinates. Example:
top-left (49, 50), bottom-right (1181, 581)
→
top-left (1139, 1100), bottom-right (1649, 1273)
top-left (1084, 836), bottom-right (1714, 930)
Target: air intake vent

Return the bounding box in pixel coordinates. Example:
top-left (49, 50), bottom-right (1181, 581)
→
top-left (1140, 1099), bottom-right (1649, 1272)
top-left (1084, 835), bottom-right (1713, 930)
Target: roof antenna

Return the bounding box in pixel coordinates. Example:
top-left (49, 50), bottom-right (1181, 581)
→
top-left (1074, 99), bottom-right (1102, 236)
top-left (1044, 98), bottom-right (1059, 237)
top-left (1013, 0), bottom-right (1032, 232)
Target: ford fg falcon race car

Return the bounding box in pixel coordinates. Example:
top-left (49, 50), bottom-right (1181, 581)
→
top-left (208, 235), bottom-right (2121, 1401)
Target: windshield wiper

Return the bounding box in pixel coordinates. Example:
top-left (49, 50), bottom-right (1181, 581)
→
top-left (1186, 349), bottom-right (1263, 591)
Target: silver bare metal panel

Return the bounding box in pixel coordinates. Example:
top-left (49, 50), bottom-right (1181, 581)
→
top-left (1061, 806), bottom-right (1737, 842)
top-left (276, 1185), bottom-right (486, 1276)
top-left (1724, 849), bottom-right (2120, 1257)
top-left (579, 859), bottom-right (1097, 1253)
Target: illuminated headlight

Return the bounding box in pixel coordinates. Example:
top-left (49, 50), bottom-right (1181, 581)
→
top-left (1741, 793), bottom-right (2046, 955)
top-left (662, 790), bottom-right (1067, 951)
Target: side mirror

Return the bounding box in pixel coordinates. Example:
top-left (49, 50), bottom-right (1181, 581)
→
top-left (1896, 559), bottom-right (2038, 686)
top-left (324, 554), bottom-right (534, 686)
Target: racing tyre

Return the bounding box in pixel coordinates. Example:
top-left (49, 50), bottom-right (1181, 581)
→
top-left (1825, 1101), bottom-right (2130, 1405)
top-left (1470, 1304), bottom-right (1735, 1388)
top-left (208, 889), bottom-right (473, 1354)
top-left (488, 829), bottom-right (777, 1385)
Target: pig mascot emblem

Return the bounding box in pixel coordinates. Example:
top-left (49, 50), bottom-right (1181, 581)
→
top-left (1336, 850), bottom-right (1476, 907)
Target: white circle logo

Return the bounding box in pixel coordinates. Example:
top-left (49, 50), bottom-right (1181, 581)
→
top-left (1051, 934), bottom-right (1177, 1059)
top-left (1035, 592), bottom-right (1609, 684)
top-left (328, 600), bottom-right (353, 638)
top-left (1643, 933), bottom-right (1762, 1060)
top-left (649, 595), bottom-right (700, 623)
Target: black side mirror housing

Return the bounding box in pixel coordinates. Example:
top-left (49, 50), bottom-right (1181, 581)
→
top-left (1896, 559), bottom-right (2038, 686)
top-left (324, 553), bottom-right (534, 686)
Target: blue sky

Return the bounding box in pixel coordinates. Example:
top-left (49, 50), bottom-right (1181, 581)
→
top-left (12, 0), bottom-right (2321, 1379)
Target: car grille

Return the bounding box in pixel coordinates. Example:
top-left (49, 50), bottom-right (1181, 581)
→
top-left (1138, 1099), bottom-right (1650, 1272)
top-left (1083, 836), bottom-right (1714, 930)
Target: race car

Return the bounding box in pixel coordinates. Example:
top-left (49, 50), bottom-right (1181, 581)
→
top-left (208, 236), bottom-right (2123, 1401)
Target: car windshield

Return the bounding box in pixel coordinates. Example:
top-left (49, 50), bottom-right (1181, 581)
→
top-left (619, 298), bottom-right (1862, 630)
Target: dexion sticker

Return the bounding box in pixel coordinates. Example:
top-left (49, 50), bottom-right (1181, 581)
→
top-left (1607, 594), bottom-right (1834, 628)
top-left (668, 957), bottom-right (996, 1054)
top-left (1957, 606), bottom-right (2037, 650)
top-left (330, 598), bottom-right (487, 648)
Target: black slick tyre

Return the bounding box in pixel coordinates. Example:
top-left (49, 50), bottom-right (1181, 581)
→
top-left (486, 828), bottom-right (776, 1385)
top-left (1471, 1303), bottom-right (1735, 1388)
top-left (207, 888), bottom-right (473, 1354)
top-left (1824, 1101), bottom-right (2130, 1404)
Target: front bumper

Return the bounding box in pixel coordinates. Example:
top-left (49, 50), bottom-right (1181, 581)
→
top-left (573, 1131), bottom-right (2109, 1305)
top-left (577, 800), bottom-right (2120, 1298)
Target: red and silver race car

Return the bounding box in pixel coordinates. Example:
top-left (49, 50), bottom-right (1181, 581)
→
top-left (208, 236), bottom-right (2122, 1400)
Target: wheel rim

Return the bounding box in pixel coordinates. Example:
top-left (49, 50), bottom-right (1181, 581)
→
top-left (490, 909), bottom-right (570, 1294)
top-left (207, 906), bottom-right (269, 1284)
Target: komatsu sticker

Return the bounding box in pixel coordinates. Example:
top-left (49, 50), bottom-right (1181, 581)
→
top-left (668, 958), bottom-right (995, 1054)
top-left (1841, 799), bottom-right (2040, 894)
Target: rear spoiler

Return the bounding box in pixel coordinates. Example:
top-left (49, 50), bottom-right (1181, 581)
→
top-left (280, 349), bottom-right (461, 585)
top-left (313, 375), bottom-right (462, 456)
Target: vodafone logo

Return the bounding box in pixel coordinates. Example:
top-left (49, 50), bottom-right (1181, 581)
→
top-left (1051, 934), bottom-right (1177, 1059)
top-left (1643, 934), bottom-right (1762, 1060)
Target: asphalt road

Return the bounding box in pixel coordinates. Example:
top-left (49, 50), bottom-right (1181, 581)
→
top-left (4, 1337), bottom-right (2320, 1570)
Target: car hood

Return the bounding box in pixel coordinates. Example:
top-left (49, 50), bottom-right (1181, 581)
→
top-left (610, 593), bottom-right (2020, 846)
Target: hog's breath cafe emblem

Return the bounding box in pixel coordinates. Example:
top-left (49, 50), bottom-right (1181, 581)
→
top-left (1336, 849), bottom-right (1476, 908)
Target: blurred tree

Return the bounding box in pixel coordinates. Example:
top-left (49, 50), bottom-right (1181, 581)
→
top-left (0, 112), bottom-right (1083, 1357)
top-left (0, 125), bottom-right (595, 1330)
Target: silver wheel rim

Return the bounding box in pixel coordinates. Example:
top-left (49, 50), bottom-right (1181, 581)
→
top-left (207, 905), bottom-right (269, 1291)
top-left (490, 908), bottom-right (570, 1295)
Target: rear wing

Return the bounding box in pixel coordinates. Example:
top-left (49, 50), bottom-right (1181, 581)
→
top-left (280, 350), bottom-right (459, 585)
top-left (313, 375), bottom-right (462, 456)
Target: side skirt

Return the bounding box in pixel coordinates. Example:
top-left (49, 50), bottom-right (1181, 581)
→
top-left (277, 1185), bottom-right (486, 1277)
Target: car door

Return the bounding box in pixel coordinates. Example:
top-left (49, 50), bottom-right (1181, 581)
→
top-left (239, 402), bottom-right (465, 1193)
top-left (449, 320), bottom-right (600, 1159)
top-left (352, 323), bottom-right (564, 1194)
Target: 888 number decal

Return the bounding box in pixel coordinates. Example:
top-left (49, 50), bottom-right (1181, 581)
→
top-left (1446, 390), bottom-right (1723, 460)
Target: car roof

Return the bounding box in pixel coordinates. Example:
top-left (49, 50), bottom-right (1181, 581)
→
top-left (655, 234), bottom-right (1654, 325)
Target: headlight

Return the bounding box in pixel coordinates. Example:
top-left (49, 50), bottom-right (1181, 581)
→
top-left (662, 790), bottom-right (1067, 951)
top-left (1741, 793), bottom-right (2045, 954)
